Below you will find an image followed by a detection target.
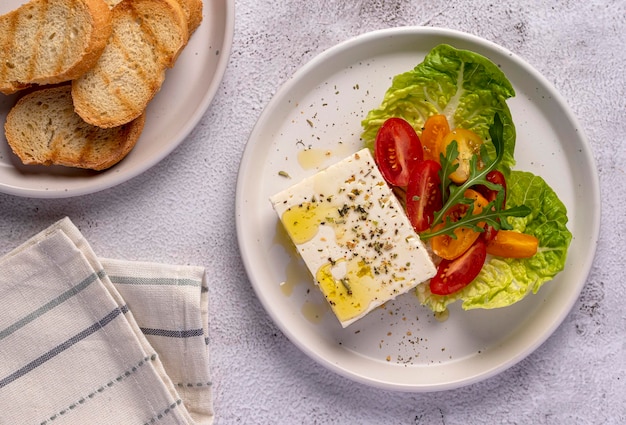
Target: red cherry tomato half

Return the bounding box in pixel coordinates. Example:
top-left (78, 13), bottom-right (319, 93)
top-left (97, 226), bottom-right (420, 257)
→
top-left (374, 118), bottom-right (423, 187)
top-left (475, 170), bottom-right (507, 207)
top-left (475, 170), bottom-right (507, 241)
top-left (430, 237), bottom-right (487, 295)
top-left (482, 224), bottom-right (499, 243)
top-left (406, 160), bottom-right (442, 232)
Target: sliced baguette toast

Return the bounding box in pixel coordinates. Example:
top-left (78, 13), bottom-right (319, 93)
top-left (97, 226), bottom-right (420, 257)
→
top-left (71, 0), bottom-right (188, 128)
top-left (0, 0), bottom-right (112, 95)
top-left (104, 0), bottom-right (202, 33)
top-left (178, 0), bottom-right (203, 34)
top-left (101, 0), bottom-right (122, 8)
top-left (5, 85), bottom-right (144, 170)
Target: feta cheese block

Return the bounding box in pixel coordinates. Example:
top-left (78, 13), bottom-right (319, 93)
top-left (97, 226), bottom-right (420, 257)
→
top-left (270, 148), bottom-right (436, 328)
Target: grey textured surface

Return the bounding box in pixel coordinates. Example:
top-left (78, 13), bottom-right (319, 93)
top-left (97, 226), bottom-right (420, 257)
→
top-left (1, 0), bottom-right (625, 423)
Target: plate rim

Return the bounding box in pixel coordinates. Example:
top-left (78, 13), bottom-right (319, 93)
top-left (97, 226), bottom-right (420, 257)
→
top-left (236, 26), bottom-right (601, 391)
top-left (0, 0), bottom-right (235, 199)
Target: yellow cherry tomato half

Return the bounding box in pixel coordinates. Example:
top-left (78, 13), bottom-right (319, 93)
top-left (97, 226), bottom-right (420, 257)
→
top-left (421, 114), bottom-right (450, 162)
top-left (439, 128), bottom-right (483, 184)
top-left (486, 230), bottom-right (539, 258)
top-left (431, 189), bottom-right (489, 260)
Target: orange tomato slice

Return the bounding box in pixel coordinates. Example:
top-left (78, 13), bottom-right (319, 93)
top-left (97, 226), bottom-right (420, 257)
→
top-left (431, 189), bottom-right (489, 260)
top-left (421, 114), bottom-right (450, 162)
top-left (438, 128), bottom-right (483, 184)
top-left (486, 230), bottom-right (539, 258)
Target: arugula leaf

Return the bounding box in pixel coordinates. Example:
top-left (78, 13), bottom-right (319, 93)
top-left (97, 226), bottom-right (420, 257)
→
top-left (438, 141), bottom-right (458, 205)
top-left (420, 113), bottom-right (530, 241)
top-left (421, 202), bottom-right (530, 239)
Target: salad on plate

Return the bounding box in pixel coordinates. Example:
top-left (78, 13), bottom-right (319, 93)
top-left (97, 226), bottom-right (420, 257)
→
top-left (361, 44), bottom-right (572, 313)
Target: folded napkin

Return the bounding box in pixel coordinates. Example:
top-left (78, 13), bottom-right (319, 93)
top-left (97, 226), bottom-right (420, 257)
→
top-left (0, 218), bottom-right (213, 425)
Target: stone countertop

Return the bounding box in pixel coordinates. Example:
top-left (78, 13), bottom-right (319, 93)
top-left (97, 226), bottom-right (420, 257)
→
top-left (1, 0), bottom-right (624, 423)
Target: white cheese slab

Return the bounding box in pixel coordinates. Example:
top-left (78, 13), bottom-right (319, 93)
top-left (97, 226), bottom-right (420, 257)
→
top-left (270, 148), bottom-right (436, 328)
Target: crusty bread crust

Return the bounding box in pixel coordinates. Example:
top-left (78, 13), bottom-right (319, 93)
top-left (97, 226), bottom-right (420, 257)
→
top-left (0, 0), bottom-right (112, 95)
top-left (103, 0), bottom-right (202, 33)
top-left (5, 85), bottom-right (145, 170)
top-left (178, 0), bottom-right (203, 34)
top-left (71, 0), bottom-right (188, 128)
top-left (102, 0), bottom-right (122, 8)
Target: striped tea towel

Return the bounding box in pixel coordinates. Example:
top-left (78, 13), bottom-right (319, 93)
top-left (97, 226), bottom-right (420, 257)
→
top-left (0, 217), bottom-right (213, 425)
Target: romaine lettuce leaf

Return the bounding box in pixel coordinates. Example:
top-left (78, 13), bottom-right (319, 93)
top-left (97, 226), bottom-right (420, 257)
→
top-left (361, 44), bottom-right (517, 175)
top-left (416, 171), bottom-right (572, 312)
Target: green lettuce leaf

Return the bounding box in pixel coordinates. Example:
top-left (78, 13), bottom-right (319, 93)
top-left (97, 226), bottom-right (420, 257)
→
top-left (361, 44), bottom-right (517, 174)
top-left (416, 171), bottom-right (572, 312)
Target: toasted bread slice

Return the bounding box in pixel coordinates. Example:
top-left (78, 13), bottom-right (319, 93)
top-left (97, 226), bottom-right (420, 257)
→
top-left (0, 0), bottom-right (112, 95)
top-left (5, 85), bottom-right (145, 170)
top-left (102, 0), bottom-right (122, 7)
top-left (178, 0), bottom-right (203, 34)
top-left (104, 0), bottom-right (201, 33)
top-left (71, 0), bottom-right (188, 128)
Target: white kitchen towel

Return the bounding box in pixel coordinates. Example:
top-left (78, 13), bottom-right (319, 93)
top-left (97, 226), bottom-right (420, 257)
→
top-left (0, 217), bottom-right (213, 425)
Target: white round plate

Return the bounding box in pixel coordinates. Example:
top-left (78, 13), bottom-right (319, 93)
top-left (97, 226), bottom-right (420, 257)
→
top-left (236, 27), bottom-right (600, 391)
top-left (0, 0), bottom-right (234, 198)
